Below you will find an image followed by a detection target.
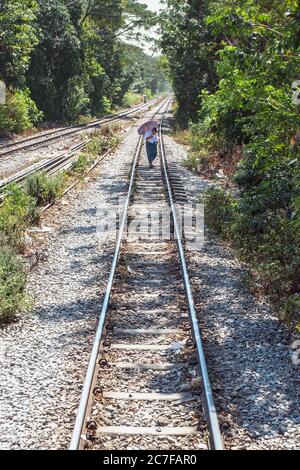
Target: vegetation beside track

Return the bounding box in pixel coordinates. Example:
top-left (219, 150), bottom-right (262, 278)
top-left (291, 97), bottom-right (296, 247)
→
top-left (161, 1), bottom-right (300, 331)
top-left (0, 128), bottom-right (121, 323)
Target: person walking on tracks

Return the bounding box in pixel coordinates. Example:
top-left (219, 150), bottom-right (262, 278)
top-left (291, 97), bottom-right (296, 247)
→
top-left (144, 127), bottom-right (158, 168)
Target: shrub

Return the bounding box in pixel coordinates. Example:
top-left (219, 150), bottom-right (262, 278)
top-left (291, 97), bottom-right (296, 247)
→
top-left (26, 172), bottom-right (65, 206)
top-left (181, 122), bottom-right (222, 173)
top-left (0, 245), bottom-right (28, 322)
top-left (78, 114), bottom-right (93, 125)
top-left (71, 130), bottom-right (121, 176)
top-left (70, 154), bottom-right (90, 175)
top-left (172, 128), bottom-right (191, 146)
top-left (63, 77), bottom-right (90, 123)
top-left (87, 132), bottom-right (120, 156)
top-left (0, 88), bottom-right (43, 134)
top-left (0, 184), bottom-right (39, 250)
top-left (203, 185), bottom-right (300, 330)
top-left (122, 91), bottom-right (143, 107)
top-left (143, 88), bottom-right (152, 100)
top-left (203, 186), bottom-right (237, 239)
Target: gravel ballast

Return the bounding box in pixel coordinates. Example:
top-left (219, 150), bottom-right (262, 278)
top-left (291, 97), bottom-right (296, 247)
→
top-left (1, 104), bottom-right (299, 450)
top-left (0, 102), bottom-right (163, 450)
top-left (163, 115), bottom-right (300, 450)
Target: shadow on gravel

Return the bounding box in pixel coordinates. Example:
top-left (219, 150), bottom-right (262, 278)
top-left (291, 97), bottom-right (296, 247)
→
top-left (193, 239), bottom-right (300, 446)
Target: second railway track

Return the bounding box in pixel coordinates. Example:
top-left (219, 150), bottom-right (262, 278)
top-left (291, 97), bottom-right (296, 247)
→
top-left (69, 98), bottom-right (223, 450)
top-left (0, 98), bottom-right (163, 200)
top-left (0, 98), bottom-right (159, 158)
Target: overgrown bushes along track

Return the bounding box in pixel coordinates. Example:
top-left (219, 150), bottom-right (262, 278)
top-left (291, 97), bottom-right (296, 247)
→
top-left (0, 130), bottom-right (121, 323)
top-left (161, 1), bottom-right (300, 330)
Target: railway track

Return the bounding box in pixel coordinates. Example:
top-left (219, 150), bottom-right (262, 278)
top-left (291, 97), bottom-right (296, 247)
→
top-left (0, 98), bottom-right (159, 158)
top-left (69, 98), bottom-right (224, 450)
top-left (0, 98), bottom-right (162, 200)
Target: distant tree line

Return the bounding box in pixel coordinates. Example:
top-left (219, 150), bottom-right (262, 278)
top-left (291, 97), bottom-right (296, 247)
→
top-left (0, 0), bottom-right (169, 132)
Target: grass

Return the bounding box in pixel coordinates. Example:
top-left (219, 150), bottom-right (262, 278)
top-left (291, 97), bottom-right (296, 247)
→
top-left (122, 91), bottom-right (144, 107)
top-left (71, 153), bottom-right (90, 175)
top-left (172, 128), bottom-right (191, 146)
top-left (70, 130), bottom-right (121, 176)
top-left (77, 114), bottom-right (94, 125)
top-left (0, 125), bottom-right (124, 324)
top-left (26, 172), bottom-right (65, 206)
top-left (0, 184), bottom-right (40, 251)
top-left (0, 243), bottom-right (28, 323)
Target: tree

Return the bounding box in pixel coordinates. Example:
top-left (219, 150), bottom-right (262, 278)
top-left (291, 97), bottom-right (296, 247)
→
top-left (26, 0), bottom-right (84, 121)
top-left (160, 0), bottom-right (300, 327)
top-left (121, 44), bottom-right (170, 96)
top-left (0, 0), bottom-right (38, 87)
top-left (160, 0), bottom-right (217, 126)
top-left (1, 0), bottom-right (162, 126)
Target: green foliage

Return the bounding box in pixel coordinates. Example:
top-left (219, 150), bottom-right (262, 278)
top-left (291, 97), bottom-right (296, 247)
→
top-left (162, 0), bottom-right (300, 329)
top-left (0, 0), bottom-right (38, 88)
top-left (181, 122), bottom-right (217, 171)
top-left (25, 172), bottom-right (65, 206)
top-left (204, 186), bottom-right (300, 330)
top-left (122, 91), bottom-right (143, 107)
top-left (203, 186), bottom-right (237, 238)
top-left (71, 129), bottom-right (121, 174)
top-left (172, 128), bottom-right (191, 147)
top-left (71, 154), bottom-right (90, 175)
top-left (160, 0), bottom-right (216, 126)
top-left (0, 0), bottom-right (162, 129)
top-left (0, 89), bottom-right (43, 134)
top-left (121, 44), bottom-right (171, 99)
top-left (0, 245), bottom-right (28, 323)
top-left (0, 184), bottom-right (39, 250)
top-left (27, 0), bottom-right (85, 121)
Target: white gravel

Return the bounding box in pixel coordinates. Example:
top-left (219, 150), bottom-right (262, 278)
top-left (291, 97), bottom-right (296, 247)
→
top-left (163, 114), bottom-right (300, 450)
top-left (0, 132), bottom-right (92, 180)
top-left (0, 107), bottom-right (150, 180)
top-left (1, 104), bottom-right (298, 451)
top-left (0, 102), bottom-right (164, 450)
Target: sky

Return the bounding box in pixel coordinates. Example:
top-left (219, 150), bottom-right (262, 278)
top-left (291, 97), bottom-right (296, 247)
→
top-left (124, 1), bottom-right (163, 55)
top-left (138, 0), bottom-right (164, 54)
top-left (143, 0), bottom-right (163, 12)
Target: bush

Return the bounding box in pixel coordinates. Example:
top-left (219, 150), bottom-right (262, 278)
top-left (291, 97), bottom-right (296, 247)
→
top-left (279, 295), bottom-right (300, 332)
top-left (172, 128), bottom-right (191, 147)
top-left (70, 154), bottom-right (90, 175)
top-left (122, 91), bottom-right (143, 107)
top-left (0, 88), bottom-right (43, 134)
top-left (0, 245), bottom-right (28, 322)
top-left (181, 122), bottom-right (222, 172)
top-left (203, 185), bottom-right (300, 330)
top-left (25, 172), bottom-right (65, 206)
top-left (0, 184), bottom-right (39, 250)
top-left (143, 88), bottom-right (152, 100)
top-left (63, 77), bottom-right (90, 122)
top-left (203, 186), bottom-right (237, 239)
top-left (87, 131), bottom-right (120, 155)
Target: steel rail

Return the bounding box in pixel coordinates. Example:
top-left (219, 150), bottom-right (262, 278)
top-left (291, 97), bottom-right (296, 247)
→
top-left (159, 104), bottom-right (224, 450)
top-left (0, 97), bottom-right (161, 198)
top-left (0, 141), bottom-right (89, 192)
top-left (69, 97), bottom-right (170, 450)
top-left (41, 148), bottom-right (114, 213)
top-left (0, 98), bottom-right (159, 157)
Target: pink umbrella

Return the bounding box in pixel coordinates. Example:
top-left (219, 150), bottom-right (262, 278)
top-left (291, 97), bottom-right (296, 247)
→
top-left (138, 120), bottom-right (159, 136)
